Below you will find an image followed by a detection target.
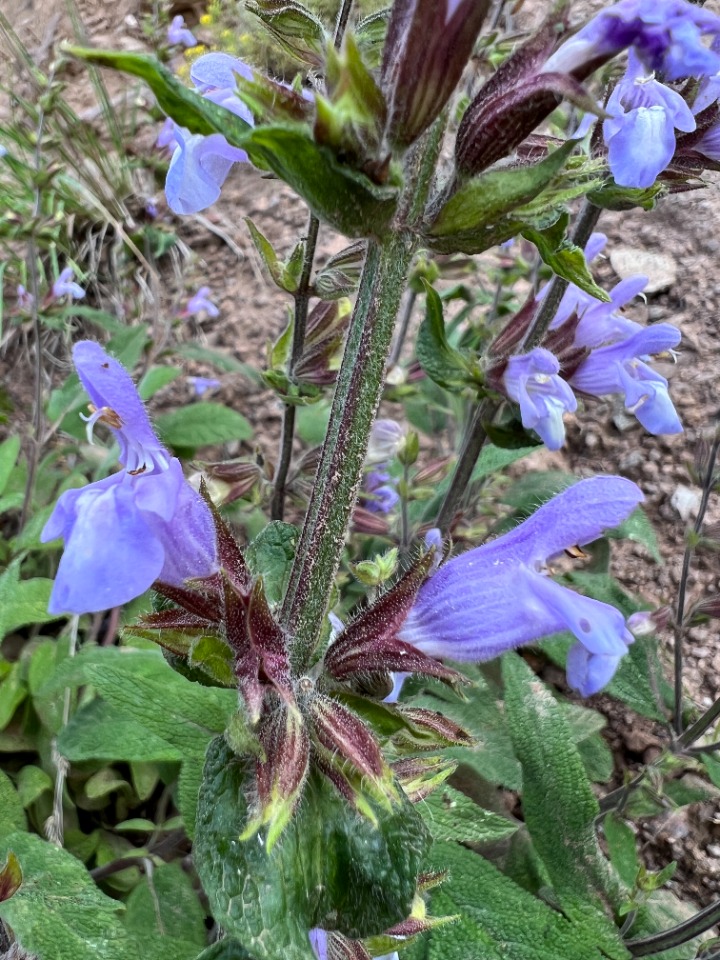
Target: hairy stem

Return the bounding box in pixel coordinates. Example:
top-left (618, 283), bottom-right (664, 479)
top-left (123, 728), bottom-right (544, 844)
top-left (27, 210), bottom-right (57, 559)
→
top-left (271, 212), bottom-right (320, 521)
top-left (435, 398), bottom-right (498, 533)
top-left (281, 231), bottom-right (415, 662)
top-left (673, 432), bottom-right (720, 734)
top-left (333, 0), bottom-right (355, 44)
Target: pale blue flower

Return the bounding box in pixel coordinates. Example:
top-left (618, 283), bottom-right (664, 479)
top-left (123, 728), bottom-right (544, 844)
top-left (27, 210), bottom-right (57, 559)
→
top-left (184, 286), bottom-right (219, 318)
top-left (167, 14), bottom-right (197, 48)
top-left (361, 469), bottom-right (400, 514)
top-left (52, 267), bottom-right (85, 301)
top-left (366, 418), bottom-right (406, 464)
top-left (570, 324), bottom-right (683, 434)
top-left (502, 347), bottom-right (578, 450)
top-left (603, 51), bottom-right (696, 188)
top-left (163, 54), bottom-right (254, 215)
top-left (41, 341), bottom-right (217, 614)
top-left (543, 0), bottom-right (720, 82)
top-left (399, 477), bottom-right (644, 695)
top-left (189, 376), bottom-right (221, 396)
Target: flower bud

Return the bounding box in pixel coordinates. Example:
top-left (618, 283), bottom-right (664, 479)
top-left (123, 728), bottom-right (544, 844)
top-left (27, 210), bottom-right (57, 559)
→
top-left (381, 0), bottom-right (492, 147)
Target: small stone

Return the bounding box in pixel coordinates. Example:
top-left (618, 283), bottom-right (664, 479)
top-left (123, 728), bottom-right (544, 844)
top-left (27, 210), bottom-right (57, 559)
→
top-left (609, 246), bottom-right (677, 294)
top-left (671, 484), bottom-right (701, 521)
top-left (707, 844), bottom-right (720, 858)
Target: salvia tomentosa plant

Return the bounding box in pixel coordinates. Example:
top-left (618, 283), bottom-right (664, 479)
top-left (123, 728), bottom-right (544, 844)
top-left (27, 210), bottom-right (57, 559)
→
top-left (4, 1), bottom-right (720, 959)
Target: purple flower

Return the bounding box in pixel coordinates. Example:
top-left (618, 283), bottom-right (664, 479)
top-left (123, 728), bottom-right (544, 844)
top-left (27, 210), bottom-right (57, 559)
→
top-left (690, 119), bottom-right (720, 162)
top-left (52, 267), bottom-right (85, 301)
top-left (188, 376), bottom-right (221, 396)
top-left (366, 418), bottom-right (406, 464)
top-left (163, 54), bottom-right (254, 215)
top-left (361, 469), bottom-right (400, 514)
top-left (399, 476), bottom-right (644, 695)
top-left (570, 324), bottom-right (683, 434)
top-left (16, 284), bottom-right (33, 310)
top-left (156, 117), bottom-right (179, 151)
top-left (167, 14), bottom-right (197, 47)
top-left (544, 0), bottom-right (720, 82)
top-left (165, 129), bottom-right (249, 215)
top-left (183, 286), bottom-right (220, 319)
top-left (41, 341), bottom-right (217, 614)
top-left (502, 347), bottom-right (578, 450)
top-left (603, 51), bottom-right (696, 187)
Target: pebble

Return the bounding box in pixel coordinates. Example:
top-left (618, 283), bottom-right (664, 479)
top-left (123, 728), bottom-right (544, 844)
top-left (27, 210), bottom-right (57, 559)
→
top-left (707, 844), bottom-right (720, 858)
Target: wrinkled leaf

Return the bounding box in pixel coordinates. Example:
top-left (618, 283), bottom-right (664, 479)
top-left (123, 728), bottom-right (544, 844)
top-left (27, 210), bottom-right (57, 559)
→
top-left (430, 140), bottom-right (579, 238)
top-left (195, 738), bottom-right (430, 959)
top-left (156, 403), bottom-right (253, 451)
top-left (245, 521), bottom-right (299, 606)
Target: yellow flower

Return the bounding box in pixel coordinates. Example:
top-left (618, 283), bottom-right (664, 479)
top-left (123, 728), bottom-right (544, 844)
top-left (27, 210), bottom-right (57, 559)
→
top-left (200, 13), bottom-right (212, 25)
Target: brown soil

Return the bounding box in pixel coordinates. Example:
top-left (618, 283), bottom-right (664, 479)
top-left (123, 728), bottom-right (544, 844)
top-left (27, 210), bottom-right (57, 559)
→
top-left (3, 0), bottom-right (720, 917)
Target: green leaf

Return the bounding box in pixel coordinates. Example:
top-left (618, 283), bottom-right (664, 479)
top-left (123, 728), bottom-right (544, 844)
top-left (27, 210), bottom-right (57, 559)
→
top-left (137, 365), bottom-right (182, 401)
top-left (0, 435), bottom-right (20, 497)
top-left (243, 124), bottom-right (397, 237)
top-left (0, 831), bottom-right (135, 960)
top-left (195, 738), bottom-right (430, 959)
top-left (604, 814), bottom-right (639, 889)
top-left (176, 343), bottom-right (255, 375)
top-left (15, 765), bottom-right (53, 809)
top-left (177, 756), bottom-right (204, 840)
top-left (416, 841), bottom-right (608, 960)
top-left (419, 785), bottom-right (518, 844)
top-left (502, 654), bottom-right (628, 958)
top-left (58, 698), bottom-right (184, 763)
top-left (125, 862), bottom-right (206, 947)
top-left (196, 941), bottom-right (256, 960)
top-left (522, 213), bottom-right (610, 301)
top-left (0, 559), bottom-right (60, 640)
top-left (156, 403), bottom-right (253, 451)
top-left (0, 771), bottom-right (26, 840)
top-left (244, 218), bottom-right (284, 289)
top-left (416, 283), bottom-right (474, 390)
top-left (607, 507), bottom-right (661, 564)
top-left (245, 521), bottom-right (299, 606)
top-left (107, 324), bottom-right (149, 371)
top-left (430, 140), bottom-right (579, 239)
top-left (0, 660), bottom-right (27, 731)
top-left (65, 47), bottom-right (252, 143)
top-left (588, 181), bottom-right (664, 212)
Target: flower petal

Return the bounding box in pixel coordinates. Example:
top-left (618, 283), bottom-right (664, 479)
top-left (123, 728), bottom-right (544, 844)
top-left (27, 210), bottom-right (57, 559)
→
top-left (47, 475), bottom-right (165, 614)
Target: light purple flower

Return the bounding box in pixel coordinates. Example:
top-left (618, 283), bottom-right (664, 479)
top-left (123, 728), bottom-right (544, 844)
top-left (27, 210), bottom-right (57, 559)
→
top-left (502, 347), bottom-right (578, 450)
top-left (167, 14), bottom-right (197, 48)
top-left (52, 267), bottom-right (85, 301)
top-left (693, 38), bottom-right (720, 113)
top-left (183, 286), bottom-right (220, 319)
top-left (361, 469), bottom-right (400, 514)
top-left (41, 341), bottom-right (217, 614)
top-left (188, 376), bottom-right (221, 396)
top-left (366, 419), bottom-right (406, 464)
top-left (16, 284), bottom-right (33, 310)
top-left (156, 117), bottom-right (179, 151)
top-left (398, 476), bottom-right (644, 696)
top-left (543, 0), bottom-right (720, 82)
top-left (603, 51), bottom-right (696, 188)
top-left (163, 54), bottom-right (254, 215)
top-left (165, 129), bottom-right (249, 215)
top-left (570, 323), bottom-right (683, 434)
top-left (690, 120), bottom-right (720, 162)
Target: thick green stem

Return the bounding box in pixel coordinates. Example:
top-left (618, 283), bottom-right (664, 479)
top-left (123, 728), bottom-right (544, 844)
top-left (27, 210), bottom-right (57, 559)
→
top-left (281, 230), bottom-right (415, 662)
